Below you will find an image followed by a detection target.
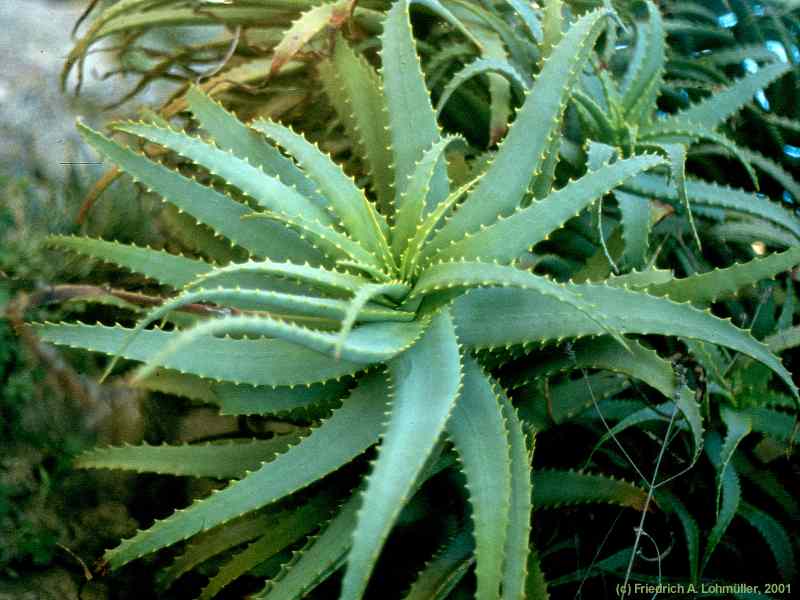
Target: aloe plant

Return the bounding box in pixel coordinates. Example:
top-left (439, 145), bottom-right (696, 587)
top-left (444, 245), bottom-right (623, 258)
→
top-left (32, 1), bottom-right (800, 598)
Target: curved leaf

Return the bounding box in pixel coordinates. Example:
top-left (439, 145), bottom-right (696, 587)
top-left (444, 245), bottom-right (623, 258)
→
top-left (103, 371), bottom-right (390, 570)
top-left (77, 123), bottom-right (322, 263)
top-left (427, 8), bottom-right (612, 253)
top-left (452, 284), bottom-right (797, 397)
top-left (446, 356), bottom-right (511, 599)
top-left (340, 308), bottom-right (462, 600)
top-left (75, 437), bottom-right (304, 479)
top-left (48, 236), bottom-right (211, 289)
top-left (532, 470), bottom-right (648, 511)
top-left (33, 322), bottom-right (363, 386)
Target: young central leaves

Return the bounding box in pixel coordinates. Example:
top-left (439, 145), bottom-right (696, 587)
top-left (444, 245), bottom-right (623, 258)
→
top-left (32, 0), bottom-right (800, 598)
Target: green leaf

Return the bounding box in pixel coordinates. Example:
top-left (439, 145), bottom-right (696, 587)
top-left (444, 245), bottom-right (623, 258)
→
top-left (651, 142), bottom-right (701, 249)
top-left (341, 308), bottom-right (462, 600)
top-left (541, 0), bottom-right (563, 57)
top-left (185, 87), bottom-right (320, 201)
top-left (103, 371), bottom-right (390, 570)
top-left (403, 529), bottom-right (475, 600)
top-left (134, 369), bottom-right (351, 416)
top-left (380, 0), bottom-right (450, 212)
top-left (427, 8), bottom-right (611, 253)
top-left (717, 407), bottom-right (752, 508)
top-left (48, 235), bottom-right (210, 289)
top-left (78, 123), bottom-right (321, 263)
top-left (446, 356), bottom-right (511, 599)
top-left (510, 337), bottom-right (703, 462)
top-left (244, 211), bottom-right (384, 273)
top-left (525, 548), bottom-right (550, 600)
top-left (643, 126), bottom-right (759, 189)
top-left (737, 406), bottom-right (797, 442)
top-left (656, 491), bottom-right (700, 583)
top-left (645, 246), bottom-right (800, 305)
top-left (517, 372), bottom-right (630, 430)
top-left (532, 470), bottom-right (648, 511)
top-left (766, 325), bottom-right (800, 353)
top-left (622, 1), bottom-right (665, 126)
top-left (738, 502), bottom-right (796, 581)
top-left (33, 322), bottom-right (363, 387)
top-left (435, 57), bottom-right (527, 118)
top-left (504, 0), bottom-right (542, 43)
top-left (647, 62), bottom-right (790, 133)
top-left (692, 143), bottom-right (800, 203)
top-left (392, 136), bottom-right (466, 260)
top-left (75, 436), bottom-right (304, 478)
top-left (401, 177), bottom-right (481, 279)
top-left (161, 510), bottom-right (274, 591)
top-left (133, 314), bottom-right (428, 385)
top-left (452, 284), bottom-right (797, 397)
top-left (701, 433), bottom-right (742, 576)
top-left (318, 36), bottom-right (394, 212)
top-left (624, 173), bottom-right (800, 240)
top-left (615, 189), bottom-right (652, 269)
top-left (734, 453), bottom-right (799, 517)
top-left (500, 395), bottom-right (534, 600)
top-left (257, 496), bottom-right (357, 599)
top-left (249, 120), bottom-right (392, 266)
top-left (189, 259), bottom-right (370, 298)
top-left (111, 121), bottom-right (335, 227)
top-left (429, 154), bottom-right (666, 264)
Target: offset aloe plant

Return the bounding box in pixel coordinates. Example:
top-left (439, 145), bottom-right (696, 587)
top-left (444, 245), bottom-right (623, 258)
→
top-left (34, 1), bottom-right (800, 598)
top-left (572, 0), bottom-right (794, 254)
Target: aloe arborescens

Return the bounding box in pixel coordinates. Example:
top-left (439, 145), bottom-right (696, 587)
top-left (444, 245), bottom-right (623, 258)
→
top-left (33, 2), bottom-right (800, 598)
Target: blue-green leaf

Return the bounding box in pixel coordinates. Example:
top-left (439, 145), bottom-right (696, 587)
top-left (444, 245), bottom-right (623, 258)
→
top-left (341, 308), bottom-right (462, 599)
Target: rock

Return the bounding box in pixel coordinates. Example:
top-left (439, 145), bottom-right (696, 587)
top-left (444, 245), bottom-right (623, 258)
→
top-left (0, 1), bottom-right (105, 183)
top-left (0, 0), bottom-right (173, 184)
